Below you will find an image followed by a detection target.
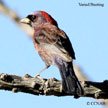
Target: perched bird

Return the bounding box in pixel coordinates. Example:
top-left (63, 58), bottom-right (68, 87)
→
top-left (20, 11), bottom-right (83, 95)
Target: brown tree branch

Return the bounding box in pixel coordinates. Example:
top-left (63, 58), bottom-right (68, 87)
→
top-left (0, 73), bottom-right (108, 99)
top-left (0, 0), bottom-right (108, 106)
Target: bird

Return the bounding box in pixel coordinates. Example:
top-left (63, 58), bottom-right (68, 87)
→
top-left (20, 11), bottom-right (84, 95)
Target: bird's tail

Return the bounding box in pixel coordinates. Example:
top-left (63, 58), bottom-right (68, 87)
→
top-left (55, 59), bottom-right (83, 95)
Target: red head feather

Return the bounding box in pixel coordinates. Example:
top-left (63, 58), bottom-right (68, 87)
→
top-left (34, 11), bottom-right (58, 27)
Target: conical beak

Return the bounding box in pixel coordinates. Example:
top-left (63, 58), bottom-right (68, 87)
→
top-left (20, 18), bottom-right (31, 24)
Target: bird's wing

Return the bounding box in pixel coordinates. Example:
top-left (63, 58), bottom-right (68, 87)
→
top-left (57, 29), bottom-right (76, 60)
top-left (35, 27), bottom-right (75, 62)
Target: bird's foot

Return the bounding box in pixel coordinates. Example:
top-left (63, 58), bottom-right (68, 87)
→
top-left (35, 73), bottom-right (40, 78)
top-left (24, 74), bottom-right (32, 78)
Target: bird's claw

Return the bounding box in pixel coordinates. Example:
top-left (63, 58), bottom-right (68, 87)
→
top-left (34, 74), bottom-right (40, 78)
top-left (24, 74), bottom-right (32, 78)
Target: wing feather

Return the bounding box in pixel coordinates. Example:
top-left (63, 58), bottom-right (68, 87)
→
top-left (35, 27), bottom-right (75, 62)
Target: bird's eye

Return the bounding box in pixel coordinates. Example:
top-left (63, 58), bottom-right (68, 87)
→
top-left (31, 15), bottom-right (37, 21)
top-left (27, 15), bottom-right (37, 22)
